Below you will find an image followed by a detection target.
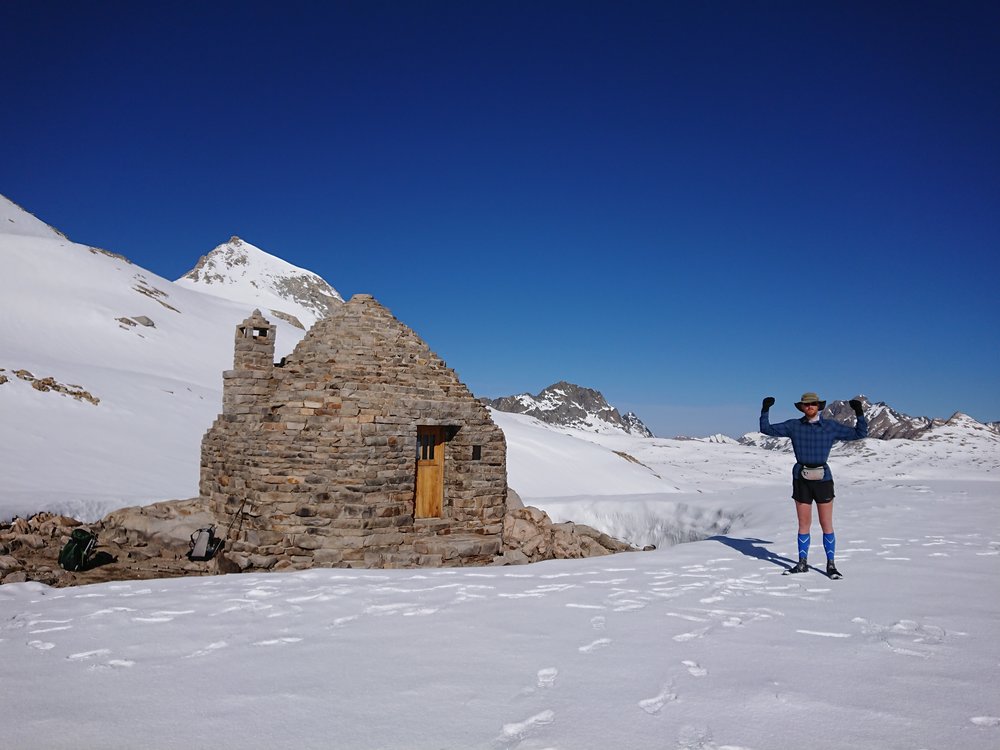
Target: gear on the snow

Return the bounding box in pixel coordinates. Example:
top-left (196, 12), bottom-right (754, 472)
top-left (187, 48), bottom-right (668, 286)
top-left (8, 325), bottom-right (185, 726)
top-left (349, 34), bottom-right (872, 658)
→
top-left (58, 528), bottom-right (97, 571)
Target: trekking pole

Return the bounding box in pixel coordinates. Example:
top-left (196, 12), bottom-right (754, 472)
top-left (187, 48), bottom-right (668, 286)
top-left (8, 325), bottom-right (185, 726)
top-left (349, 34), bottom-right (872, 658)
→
top-left (224, 497), bottom-right (249, 541)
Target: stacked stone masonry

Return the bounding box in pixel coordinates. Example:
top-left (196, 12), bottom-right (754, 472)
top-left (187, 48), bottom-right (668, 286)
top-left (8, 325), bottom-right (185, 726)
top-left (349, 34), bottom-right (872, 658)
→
top-left (200, 296), bottom-right (508, 570)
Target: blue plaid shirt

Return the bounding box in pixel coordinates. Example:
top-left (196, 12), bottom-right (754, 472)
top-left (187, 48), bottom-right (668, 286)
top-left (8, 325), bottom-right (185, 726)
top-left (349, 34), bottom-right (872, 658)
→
top-left (759, 411), bottom-right (868, 480)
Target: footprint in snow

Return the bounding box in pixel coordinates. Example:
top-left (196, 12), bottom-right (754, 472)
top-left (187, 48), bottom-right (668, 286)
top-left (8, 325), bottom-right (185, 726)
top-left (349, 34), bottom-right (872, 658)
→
top-left (676, 724), bottom-right (714, 749)
top-left (578, 638), bottom-right (612, 653)
top-left (28, 640), bottom-right (56, 650)
top-left (186, 641), bottom-right (228, 658)
top-left (796, 630), bottom-right (851, 638)
top-left (638, 685), bottom-right (677, 715)
top-left (853, 617), bottom-right (945, 657)
top-left (682, 660), bottom-right (708, 677)
top-left (364, 603), bottom-right (415, 616)
top-left (68, 649), bottom-right (111, 661)
top-left (970, 716), bottom-right (1000, 727)
top-left (329, 615), bottom-right (359, 628)
top-left (673, 627), bottom-right (710, 643)
top-left (665, 612), bottom-right (710, 623)
top-left (118, 588), bottom-right (153, 598)
top-left (86, 607), bottom-right (137, 617)
top-left (499, 709), bottom-right (555, 740)
top-left (252, 637), bottom-right (303, 646)
top-left (536, 667), bottom-right (558, 688)
top-left (590, 615), bottom-right (606, 630)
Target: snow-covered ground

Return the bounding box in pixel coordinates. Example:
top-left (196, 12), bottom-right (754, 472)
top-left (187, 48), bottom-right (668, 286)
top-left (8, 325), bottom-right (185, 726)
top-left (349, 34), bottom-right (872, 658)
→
top-left (3, 473), bottom-right (998, 749)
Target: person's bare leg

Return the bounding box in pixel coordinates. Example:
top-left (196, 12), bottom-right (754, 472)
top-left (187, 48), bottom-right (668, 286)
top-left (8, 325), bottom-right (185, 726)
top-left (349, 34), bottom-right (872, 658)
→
top-left (795, 501), bottom-right (813, 534)
top-left (817, 501), bottom-right (834, 535)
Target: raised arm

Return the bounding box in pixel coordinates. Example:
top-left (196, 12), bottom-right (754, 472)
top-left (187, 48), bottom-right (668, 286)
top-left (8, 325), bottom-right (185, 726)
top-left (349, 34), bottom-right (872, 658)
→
top-left (759, 396), bottom-right (793, 437)
top-left (833, 399), bottom-right (869, 441)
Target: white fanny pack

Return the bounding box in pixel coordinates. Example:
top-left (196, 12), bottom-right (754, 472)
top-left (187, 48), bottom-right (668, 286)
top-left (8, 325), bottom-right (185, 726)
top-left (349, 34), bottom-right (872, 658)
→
top-left (800, 465), bottom-right (826, 481)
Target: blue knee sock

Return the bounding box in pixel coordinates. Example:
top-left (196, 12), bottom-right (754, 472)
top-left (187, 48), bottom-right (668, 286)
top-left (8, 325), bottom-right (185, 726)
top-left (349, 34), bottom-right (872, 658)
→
top-left (797, 533), bottom-right (810, 560)
top-left (823, 533), bottom-right (836, 561)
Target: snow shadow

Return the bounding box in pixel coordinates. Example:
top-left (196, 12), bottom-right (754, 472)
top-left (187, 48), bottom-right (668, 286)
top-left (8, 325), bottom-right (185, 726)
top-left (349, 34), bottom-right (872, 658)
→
top-left (708, 536), bottom-right (795, 570)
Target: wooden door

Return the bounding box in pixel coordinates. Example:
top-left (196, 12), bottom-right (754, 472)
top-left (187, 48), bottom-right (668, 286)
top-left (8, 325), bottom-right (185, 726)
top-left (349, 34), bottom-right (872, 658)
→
top-left (415, 426), bottom-right (445, 518)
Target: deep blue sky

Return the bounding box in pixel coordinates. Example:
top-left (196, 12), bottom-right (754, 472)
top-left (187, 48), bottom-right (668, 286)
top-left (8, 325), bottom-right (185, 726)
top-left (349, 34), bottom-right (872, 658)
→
top-left (3, 1), bottom-right (998, 436)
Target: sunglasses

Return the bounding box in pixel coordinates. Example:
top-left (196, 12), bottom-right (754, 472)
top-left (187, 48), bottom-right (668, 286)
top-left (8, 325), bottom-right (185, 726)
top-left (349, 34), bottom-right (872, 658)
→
top-left (801, 402), bottom-right (820, 407)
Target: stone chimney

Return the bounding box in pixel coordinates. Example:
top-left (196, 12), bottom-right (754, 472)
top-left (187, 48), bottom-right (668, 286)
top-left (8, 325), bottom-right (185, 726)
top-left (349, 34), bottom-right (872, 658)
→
top-left (223, 310), bottom-right (275, 415)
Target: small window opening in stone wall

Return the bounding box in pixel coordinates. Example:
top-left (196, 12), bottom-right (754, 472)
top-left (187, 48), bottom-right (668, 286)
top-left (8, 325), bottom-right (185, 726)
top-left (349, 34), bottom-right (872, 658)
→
top-left (418, 431), bottom-right (436, 460)
top-left (252, 327), bottom-right (269, 338)
top-left (472, 445), bottom-right (482, 461)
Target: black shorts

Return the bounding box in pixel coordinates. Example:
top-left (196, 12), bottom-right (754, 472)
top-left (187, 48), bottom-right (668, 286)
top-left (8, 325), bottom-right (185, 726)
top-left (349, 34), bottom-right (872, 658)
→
top-left (792, 478), bottom-right (835, 504)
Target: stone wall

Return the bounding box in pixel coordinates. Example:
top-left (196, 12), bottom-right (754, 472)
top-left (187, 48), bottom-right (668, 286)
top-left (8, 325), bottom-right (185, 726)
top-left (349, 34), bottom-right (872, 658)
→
top-left (199, 296), bottom-right (508, 570)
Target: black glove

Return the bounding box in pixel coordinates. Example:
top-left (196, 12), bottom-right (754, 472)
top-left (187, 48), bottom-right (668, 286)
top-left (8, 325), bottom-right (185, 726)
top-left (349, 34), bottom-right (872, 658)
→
top-left (849, 399), bottom-right (864, 416)
top-left (761, 396), bottom-right (775, 412)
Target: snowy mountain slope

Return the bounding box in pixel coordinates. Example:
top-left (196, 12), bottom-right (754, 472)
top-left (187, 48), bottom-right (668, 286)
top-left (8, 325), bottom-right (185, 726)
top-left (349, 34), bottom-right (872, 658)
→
top-left (490, 381), bottom-right (654, 437)
top-left (0, 194), bottom-right (66, 240)
top-left (0, 198), bottom-right (316, 519)
top-left (491, 410), bottom-right (676, 499)
top-left (175, 236), bottom-right (342, 329)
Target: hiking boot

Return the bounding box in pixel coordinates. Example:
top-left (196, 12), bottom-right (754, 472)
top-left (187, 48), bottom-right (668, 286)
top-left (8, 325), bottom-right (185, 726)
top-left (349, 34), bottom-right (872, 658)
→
top-left (827, 561), bottom-right (843, 580)
top-left (787, 558), bottom-right (809, 574)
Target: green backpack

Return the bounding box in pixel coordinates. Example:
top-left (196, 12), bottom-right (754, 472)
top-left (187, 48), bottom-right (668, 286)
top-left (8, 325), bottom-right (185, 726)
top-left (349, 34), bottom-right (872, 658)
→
top-left (58, 529), bottom-right (97, 572)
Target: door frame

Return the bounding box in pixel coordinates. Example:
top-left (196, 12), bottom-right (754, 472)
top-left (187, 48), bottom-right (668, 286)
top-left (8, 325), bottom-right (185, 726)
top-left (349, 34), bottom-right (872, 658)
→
top-left (415, 425), bottom-right (446, 518)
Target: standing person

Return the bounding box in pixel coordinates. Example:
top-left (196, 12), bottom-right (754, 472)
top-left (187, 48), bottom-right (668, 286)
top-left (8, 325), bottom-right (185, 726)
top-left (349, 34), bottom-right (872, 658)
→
top-left (759, 392), bottom-right (867, 579)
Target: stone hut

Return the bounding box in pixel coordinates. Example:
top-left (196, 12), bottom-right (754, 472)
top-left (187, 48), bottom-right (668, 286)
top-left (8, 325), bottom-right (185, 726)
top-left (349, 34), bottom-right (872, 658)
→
top-left (199, 295), bottom-right (508, 570)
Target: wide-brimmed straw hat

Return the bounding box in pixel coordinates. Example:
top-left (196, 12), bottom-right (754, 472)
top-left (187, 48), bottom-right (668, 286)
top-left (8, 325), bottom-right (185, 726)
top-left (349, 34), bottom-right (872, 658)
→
top-left (795, 392), bottom-right (826, 411)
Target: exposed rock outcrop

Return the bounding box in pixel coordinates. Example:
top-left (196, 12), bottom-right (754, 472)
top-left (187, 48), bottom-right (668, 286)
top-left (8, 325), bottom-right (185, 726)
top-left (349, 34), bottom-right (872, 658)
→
top-left (497, 506), bottom-right (638, 565)
top-left (9, 368), bottom-right (99, 405)
top-left (0, 499), bottom-right (228, 587)
top-left (2, 495), bottom-right (642, 587)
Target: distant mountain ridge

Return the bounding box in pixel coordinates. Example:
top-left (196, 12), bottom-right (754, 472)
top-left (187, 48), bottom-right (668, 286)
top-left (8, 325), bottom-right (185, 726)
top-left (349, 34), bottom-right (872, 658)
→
top-left (489, 381), bottom-right (654, 437)
top-left (823, 395), bottom-right (944, 439)
top-left (176, 236), bottom-right (342, 329)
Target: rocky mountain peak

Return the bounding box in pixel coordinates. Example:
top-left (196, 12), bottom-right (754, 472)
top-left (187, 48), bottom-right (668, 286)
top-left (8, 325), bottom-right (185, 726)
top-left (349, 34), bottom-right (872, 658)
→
top-left (823, 395), bottom-right (943, 439)
top-left (175, 236), bottom-right (342, 328)
top-left (489, 381), bottom-right (654, 437)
